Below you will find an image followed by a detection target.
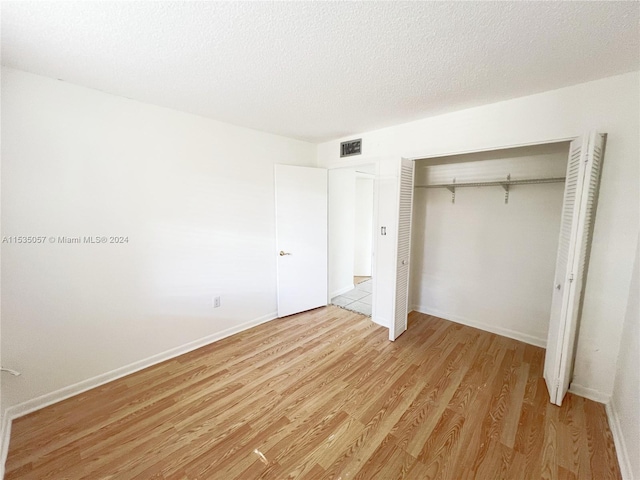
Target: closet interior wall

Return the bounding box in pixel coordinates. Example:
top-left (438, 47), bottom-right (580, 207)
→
top-left (410, 143), bottom-right (570, 347)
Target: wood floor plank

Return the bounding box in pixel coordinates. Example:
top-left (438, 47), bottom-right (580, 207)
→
top-left (472, 440), bottom-right (515, 480)
top-left (455, 348), bottom-right (516, 477)
top-left (541, 400), bottom-right (560, 480)
top-left (353, 433), bottom-right (416, 480)
top-left (500, 362), bottom-right (530, 448)
top-left (5, 307), bottom-right (622, 480)
top-left (390, 345), bottom-right (469, 457)
top-left (584, 397), bottom-right (622, 479)
top-left (523, 381), bottom-right (550, 480)
top-left (557, 393), bottom-right (582, 475)
top-left (416, 407), bottom-right (466, 479)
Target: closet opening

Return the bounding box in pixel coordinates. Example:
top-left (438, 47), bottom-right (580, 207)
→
top-left (407, 133), bottom-right (606, 406)
top-left (409, 142), bottom-right (571, 348)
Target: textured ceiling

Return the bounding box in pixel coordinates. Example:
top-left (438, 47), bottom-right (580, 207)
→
top-left (2, 1), bottom-right (639, 142)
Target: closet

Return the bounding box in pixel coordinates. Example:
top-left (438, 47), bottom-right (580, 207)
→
top-left (406, 133), bottom-right (605, 406)
top-left (410, 142), bottom-right (568, 345)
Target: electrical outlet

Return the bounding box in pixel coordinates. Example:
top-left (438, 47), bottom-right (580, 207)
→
top-left (213, 296), bottom-right (221, 308)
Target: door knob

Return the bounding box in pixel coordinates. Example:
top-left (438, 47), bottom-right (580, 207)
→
top-left (279, 251), bottom-right (292, 256)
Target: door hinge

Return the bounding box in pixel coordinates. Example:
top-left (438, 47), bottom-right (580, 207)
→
top-left (569, 273), bottom-right (574, 283)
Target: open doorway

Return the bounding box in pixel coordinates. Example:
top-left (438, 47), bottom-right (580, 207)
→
top-left (328, 165), bottom-right (376, 316)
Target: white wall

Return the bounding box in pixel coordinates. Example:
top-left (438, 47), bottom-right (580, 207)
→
top-left (353, 176), bottom-right (374, 277)
top-left (410, 145), bottom-right (568, 346)
top-left (0, 175), bottom-right (3, 477)
top-left (318, 71), bottom-right (640, 401)
top-left (328, 168), bottom-right (355, 298)
top-left (610, 235), bottom-right (639, 480)
top-left (372, 159), bottom-right (402, 329)
top-left (0, 67), bottom-right (316, 413)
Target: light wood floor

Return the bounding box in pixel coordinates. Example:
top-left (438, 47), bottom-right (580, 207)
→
top-left (6, 306), bottom-right (621, 479)
top-left (353, 276), bottom-right (370, 285)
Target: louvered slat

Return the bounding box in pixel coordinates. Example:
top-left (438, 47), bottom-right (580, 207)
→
top-left (555, 143), bottom-right (582, 285)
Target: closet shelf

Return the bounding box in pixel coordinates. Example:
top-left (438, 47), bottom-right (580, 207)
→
top-left (415, 175), bottom-right (566, 204)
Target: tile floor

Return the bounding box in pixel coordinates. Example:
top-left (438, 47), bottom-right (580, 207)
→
top-left (331, 278), bottom-right (372, 316)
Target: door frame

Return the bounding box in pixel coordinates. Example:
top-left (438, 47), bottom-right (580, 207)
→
top-left (405, 136), bottom-right (578, 163)
top-left (327, 161), bottom-right (380, 324)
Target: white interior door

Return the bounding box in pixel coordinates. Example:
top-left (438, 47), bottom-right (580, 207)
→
top-left (275, 164), bottom-right (328, 317)
top-left (544, 132), bottom-right (605, 406)
top-left (390, 158), bottom-right (415, 340)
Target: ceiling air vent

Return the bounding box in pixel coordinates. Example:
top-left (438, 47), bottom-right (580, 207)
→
top-left (340, 139), bottom-right (362, 158)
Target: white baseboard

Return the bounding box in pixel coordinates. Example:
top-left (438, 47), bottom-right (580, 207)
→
top-left (412, 305), bottom-right (547, 348)
top-left (0, 311), bottom-right (277, 477)
top-left (606, 401), bottom-right (633, 480)
top-left (567, 383), bottom-right (611, 404)
top-left (6, 311), bottom-right (278, 420)
top-left (330, 284), bottom-right (355, 299)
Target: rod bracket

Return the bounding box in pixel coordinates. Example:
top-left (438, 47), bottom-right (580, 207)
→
top-left (500, 174), bottom-right (511, 204)
top-left (445, 178), bottom-right (456, 204)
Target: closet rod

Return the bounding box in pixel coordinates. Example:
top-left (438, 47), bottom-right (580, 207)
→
top-left (414, 176), bottom-right (566, 189)
top-left (415, 175), bottom-right (566, 204)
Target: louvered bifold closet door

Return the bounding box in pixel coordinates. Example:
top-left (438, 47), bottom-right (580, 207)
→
top-left (555, 132), bottom-right (605, 403)
top-left (544, 138), bottom-right (584, 403)
top-left (391, 158), bottom-right (415, 340)
top-left (544, 132), bottom-right (605, 406)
